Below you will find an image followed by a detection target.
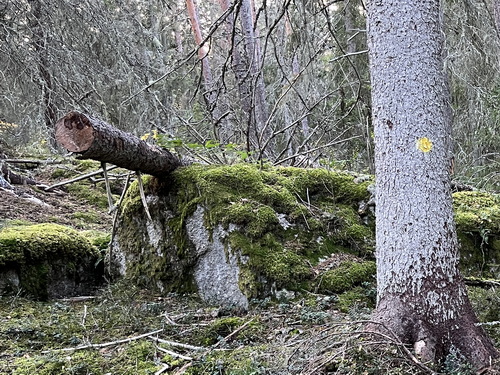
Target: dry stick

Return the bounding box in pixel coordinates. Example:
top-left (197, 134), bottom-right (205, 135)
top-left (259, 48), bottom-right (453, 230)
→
top-left (172, 362), bottom-right (192, 375)
top-left (149, 337), bottom-right (206, 351)
top-left (464, 277), bottom-right (500, 288)
top-left (365, 332), bottom-right (436, 375)
top-left (101, 161), bottom-right (115, 213)
top-left (287, 320), bottom-right (435, 375)
top-left (81, 304), bottom-right (87, 327)
top-left (4, 158), bottom-right (60, 164)
top-left (137, 171), bottom-right (152, 221)
top-left (352, 321), bottom-right (436, 375)
top-left (211, 317), bottom-right (256, 349)
top-left (155, 345), bottom-right (193, 360)
top-left (108, 171), bottom-right (132, 276)
top-left (42, 329), bottom-right (164, 353)
top-left (154, 364), bottom-right (170, 375)
top-left (44, 165), bottom-right (119, 191)
top-left (59, 296), bottom-right (96, 302)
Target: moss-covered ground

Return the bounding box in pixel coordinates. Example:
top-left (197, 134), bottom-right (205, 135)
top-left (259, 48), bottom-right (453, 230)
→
top-left (1, 280), bottom-right (498, 374)
top-left (1, 158), bottom-right (500, 373)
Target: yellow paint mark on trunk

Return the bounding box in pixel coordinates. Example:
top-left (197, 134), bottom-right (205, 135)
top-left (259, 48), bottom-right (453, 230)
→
top-left (417, 137), bottom-right (433, 152)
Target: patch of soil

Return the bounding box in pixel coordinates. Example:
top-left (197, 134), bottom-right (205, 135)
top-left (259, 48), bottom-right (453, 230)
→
top-left (0, 162), bottom-right (112, 231)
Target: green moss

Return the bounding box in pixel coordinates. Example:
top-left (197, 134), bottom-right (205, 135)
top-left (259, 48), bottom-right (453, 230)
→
top-left (71, 211), bottom-right (100, 224)
top-left (19, 263), bottom-right (50, 300)
top-left (317, 261), bottom-right (376, 294)
top-left (81, 230), bottom-right (111, 252)
top-left (0, 223), bottom-right (96, 266)
top-left (229, 232), bottom-right (312, 294)
top-left (66, 182), bottom-right (112, 209)
top-left (453, 191), bottom-right (500, 277)
top-left (224, 201), bottom-right (279, 237)
top-left (467, 286), bottom-right (500, 346)
top-left (50, 167), bottom-right (74, 179)
top-left (75, 160), bottom-right (101, 172)
top-left (468, 286), bottom-right (500, 322)
top-left (186, 345), bottom-right (269, 375)
top-left (0, 223), bottom-right (102, 299)
top-left (120, 164), bottom-right (375, 296)
top-left (337, 285), bottom-right (376, 313)
top-left (196, 317), bottom-right (245, 345)
top-left (11, 339), bottom-right (161, 375)
top-left (453, 191), bottom-right (500, 233)
top-left (275, 166), bottom-right (371, 203)
top-left (120, 175), bottom-right (154, 217)
top-left (330, 204), bottom-right (375, 256)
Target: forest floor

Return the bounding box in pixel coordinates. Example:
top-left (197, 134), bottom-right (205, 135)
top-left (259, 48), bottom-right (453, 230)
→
top-left (0, 156), bottom-right (499, 375)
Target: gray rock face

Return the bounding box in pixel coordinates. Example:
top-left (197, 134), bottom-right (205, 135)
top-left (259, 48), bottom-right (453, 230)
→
top-left (186, 206), bottom-right (248, 310)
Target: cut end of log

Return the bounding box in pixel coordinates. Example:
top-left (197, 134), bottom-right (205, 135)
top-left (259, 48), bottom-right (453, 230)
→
top-left (55, 111), bottom-right (95, 153)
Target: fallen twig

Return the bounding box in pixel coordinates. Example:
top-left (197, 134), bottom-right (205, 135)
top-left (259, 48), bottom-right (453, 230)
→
top-left (3, 158), bottom-right (61, 165)
top-left (212, 317), bottom-right (256, 348)
top-left (154, 363), bottom-right (170, 375)
top-left (465, 277), bottom-right (500, 288)
top-left (149, 337), bottom-right (206, 351)
top-left (155, 345), bottom-right (193, 360)
top-left (44, 165), bottom-right (119, 191)
top-left (58, 296), bottom-right (96, 302)
top-left (477, 321), bottom-right (500, 326)
top-left (42, 329), bottom-right (163, 353)
top-left (172, 362), bottom-right (192, 375)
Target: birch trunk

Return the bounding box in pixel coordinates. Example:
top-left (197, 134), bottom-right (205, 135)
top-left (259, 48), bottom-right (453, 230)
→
top-left (367, 0), bottom-right (497, 369)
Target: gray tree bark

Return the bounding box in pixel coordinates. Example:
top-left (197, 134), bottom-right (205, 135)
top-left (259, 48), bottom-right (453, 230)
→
top-left (28, 0), bottom-right (58, 149)
top-left (367, 0), bottom-right (498, 369)
top-left (186, 0), bottom-right (230, 141)
top-left (239, 0), bottom-right (274, 158)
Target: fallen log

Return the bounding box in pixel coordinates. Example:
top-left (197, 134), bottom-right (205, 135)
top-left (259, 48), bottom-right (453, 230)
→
top-left (0, 163), bottom-right (37, 186)
top-left (55, 111), bottom-right (183, 177)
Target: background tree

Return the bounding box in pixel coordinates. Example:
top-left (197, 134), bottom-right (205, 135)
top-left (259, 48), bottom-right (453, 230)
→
top-left (367, 0), bottom-right (498, 368)
top-left (0, 0), bottom-right (497, 189)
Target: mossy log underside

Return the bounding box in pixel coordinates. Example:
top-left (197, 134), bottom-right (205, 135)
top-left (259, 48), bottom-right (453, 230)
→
top-left (55, 111), bottom-right (181, 176)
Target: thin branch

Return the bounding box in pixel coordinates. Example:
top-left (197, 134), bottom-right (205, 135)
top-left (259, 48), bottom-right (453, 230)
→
top-left (136, 171), bottom-right (152, 221)
top-left (149, 337), bottom-right (206, 352)
top-left (154, 364), bottom-right (170, 375)
top-left (3, 158), bottom-right (61, 165)
top-left (42, 329), bottom-right (164, 353)
top-left (212, 317), bottom-right (256, 348)
top-left (44, 165), bottom-right (119, 191)
top-left (155, 345), bottom-right (193, 360)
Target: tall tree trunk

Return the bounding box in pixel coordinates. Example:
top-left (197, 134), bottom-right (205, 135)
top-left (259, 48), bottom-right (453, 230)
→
top-left (186, 0), bottom-right (228, 140)
top-left (218, 0), bottom-right (256, 147)
top-left (493, 0), bottom-right (500, 37)
top-left (283, 13), bottom-right (310, 162)
top-left (367, 0), bottom-right (497, 369)
top-left (239, 0), bottom-right (273, 159)
top-left (28, 0), bottom-right (57, 149)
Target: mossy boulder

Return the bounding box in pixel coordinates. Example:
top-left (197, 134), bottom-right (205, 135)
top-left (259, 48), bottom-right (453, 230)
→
top-left (453, 191), bottom-right (500, 278)
top-left (109, 164), bottom-right (499, 309)
top-left (109, 164), bottom-right (375, 309)
top-left (0, 223), bottom-right (105, 299)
